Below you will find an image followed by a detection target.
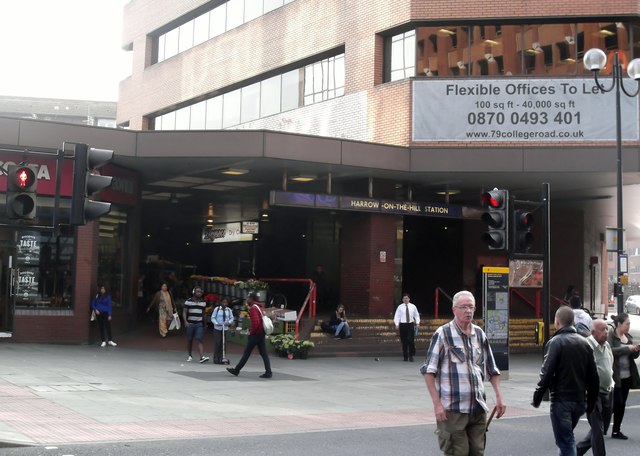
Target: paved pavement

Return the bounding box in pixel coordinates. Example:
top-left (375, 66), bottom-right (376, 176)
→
top-left (0, 325), bottom-right (548, 447)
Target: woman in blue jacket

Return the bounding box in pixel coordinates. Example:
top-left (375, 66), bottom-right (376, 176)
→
top-left (92, 286), bottom-right (117, 347)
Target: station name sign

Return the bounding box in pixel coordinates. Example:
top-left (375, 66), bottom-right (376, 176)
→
top-left (270, 191), bottom-right (462, 218)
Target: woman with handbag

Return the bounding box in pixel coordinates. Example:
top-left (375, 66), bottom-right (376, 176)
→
top-left (147, 282), bottom-right (175, 337)
top-left (91, 285), bottom-right (117, 347)
top-left (608, 312), bottom-right (640, 439)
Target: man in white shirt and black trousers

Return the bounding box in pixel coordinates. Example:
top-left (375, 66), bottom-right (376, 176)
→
top-left (394, 293), bottom-right (420, 361)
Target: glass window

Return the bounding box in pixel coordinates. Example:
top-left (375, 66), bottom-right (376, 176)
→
top-left (154, 115), bottom-right (162, 130)
top-left (206, 96), bottom-right (223, 129)
top-left (157, 34), bottom-right (166, 62)
top-left (193, 13), bottom-right (210, 46)
top-left (164, 28), bottom-right (179, 60)
top-left (245, 0), bottom-right (263, 22)
top-left (261, 75), bottom-right (281, 117)
top-left (97, 208), bottom-right (129, 309)
top-left (227, 0), bottom-right (244, 30)
top-left (175, 106), bottom-right (191, 130)
top-left (210, 5), bottom-right (227, 38)
top-left (390, 30), bottom-right (415, 81)
top-left (13, 229), bottom-right (75, 309)
top-left (178, 20), bottom-right (194, 53)
top-left (161, 111), bottom-right (176, 130)
top-left (264, 0), bottom-right (283, 14)
top-left (223, 89), bottom-right (241, 127)
top-left (281, 69), bottom-right (300, 112)
top-left (241, 82), bottom-right (261, 123)
top-left (190, 100), bottom-right (206, 129)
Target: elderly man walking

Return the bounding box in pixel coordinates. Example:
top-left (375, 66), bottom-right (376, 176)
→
top-left (533, 306), bottom-right (599, 456)
top-left (576, 319), bottom-right (614, 456)
top-left (421, 290), bottom-right (506, 455)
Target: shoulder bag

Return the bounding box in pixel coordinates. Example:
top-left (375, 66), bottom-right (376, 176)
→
top-left (254, 304), bottom-right (274, 335)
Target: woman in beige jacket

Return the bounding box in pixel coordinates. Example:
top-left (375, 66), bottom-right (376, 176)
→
top-left (148, 282), bottom-right (175, 337)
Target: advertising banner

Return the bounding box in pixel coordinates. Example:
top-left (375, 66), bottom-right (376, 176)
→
top-left (413, 78), bottom-right (640, 142)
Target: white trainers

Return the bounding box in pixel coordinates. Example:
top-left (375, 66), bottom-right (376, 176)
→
top-left (108, 341), bottom-right (117, 347)
top-left (199, 356), bottom-right (210, 364)
top-left (187, 355), bottom-right (193, 362)
top-left (100, 342), bottom-right (106, 347)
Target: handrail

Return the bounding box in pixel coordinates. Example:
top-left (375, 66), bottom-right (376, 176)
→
top-left (435, 287), bottom-right (453, 319)
top-left (258, 278), bottom-right (316, 340)
top-left (510, 289), bottom-right (540, 317)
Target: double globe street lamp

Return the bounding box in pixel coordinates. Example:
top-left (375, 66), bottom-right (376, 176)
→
top-left (583, 48), bottom-right (640, 314)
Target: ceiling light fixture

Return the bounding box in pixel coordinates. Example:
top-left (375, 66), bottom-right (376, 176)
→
top-left (291, 174), bottom-right (316, 182)
top-left (221, 168), bottom-right (249, 175)
top-left (484, 39), bottom-right (499, 46)
top-left (438, 28), bottom-right (455, 36)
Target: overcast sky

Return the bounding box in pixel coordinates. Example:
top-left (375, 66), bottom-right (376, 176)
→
top-left (0, 0), bottom-right (130, 101)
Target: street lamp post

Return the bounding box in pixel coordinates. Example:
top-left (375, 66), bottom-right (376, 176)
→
top-left (584, 48), bottom-right (640, 314)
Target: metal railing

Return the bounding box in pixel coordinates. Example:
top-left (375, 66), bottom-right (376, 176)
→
top-left (258, 278), bottom-right (316, 340)
top-left (434, 287), bottom-right (453, 319)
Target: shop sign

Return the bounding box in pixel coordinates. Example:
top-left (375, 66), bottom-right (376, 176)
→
top-left (16, 231), bottom-right (40, 266)
top-left (242, 221), bottom-right (259, 234)
top-left (16, 268), bottom-right (39, 300)
top-left (270, 190), bottom-right (463, 218)
top-left (202, 222), bottom-right (253, 243)
top-left (413, 78), bottom-right (640, 142)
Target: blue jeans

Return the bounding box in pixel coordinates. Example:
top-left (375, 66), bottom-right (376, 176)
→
top-left (333, 321), bottom-right (350, 337)
top-left (550, 400), bottom-right (586, 456)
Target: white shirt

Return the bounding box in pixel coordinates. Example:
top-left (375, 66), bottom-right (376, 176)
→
top-left (394, 302), bottom-right (420, 326)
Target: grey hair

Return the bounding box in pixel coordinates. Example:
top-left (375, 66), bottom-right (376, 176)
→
top-left (452, 290), bottom-right (475, 307)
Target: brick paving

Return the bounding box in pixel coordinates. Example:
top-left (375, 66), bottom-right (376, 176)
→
top-left (0, 327), bottom-right (547, 446)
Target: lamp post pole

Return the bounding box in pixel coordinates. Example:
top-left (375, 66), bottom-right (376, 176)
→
top-left (585, 48), bottom-right (640, 315)
top-left (614, 51), bottom-right (625, 315)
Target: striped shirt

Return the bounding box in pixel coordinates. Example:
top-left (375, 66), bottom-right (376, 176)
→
top-left (184, 298), bottom-right (206, 324)
top-left (420, 320), bottom-right (500, 413)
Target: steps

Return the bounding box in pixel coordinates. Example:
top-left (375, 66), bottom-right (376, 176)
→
top-left (307, 317), bottom-right (544, 358)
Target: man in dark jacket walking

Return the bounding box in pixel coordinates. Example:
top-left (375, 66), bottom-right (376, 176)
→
top-left (533, 306), bottom-right (599, 456)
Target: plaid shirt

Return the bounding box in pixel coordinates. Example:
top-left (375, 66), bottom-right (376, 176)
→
top-left (420, 320), bottom-right (500, 413)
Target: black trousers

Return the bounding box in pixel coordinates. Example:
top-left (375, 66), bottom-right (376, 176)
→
top-left (576, 391), bottom-right (612, 456)
top-left (399, 322), bottom-right (415, 360)
top-left (212, 329), bottom-right (226, 363)
top-left (612, 377), bottom-right (632, 433)
top-left (96, 312), bottom-right (112, 342)
top-left (235, 333), bottom-right (272, 374)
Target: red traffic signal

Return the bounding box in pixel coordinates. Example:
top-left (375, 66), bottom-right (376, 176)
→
top-left (481, 189), bottom-right (507, 209)
top-left (6, 165), bottom-right (38, 220)
top-left (480, 189), bottom-right (508, 250)
top-left (514, 210), bottom-right (534, 252)
top-left (13, 167), bottom-right (36, 189)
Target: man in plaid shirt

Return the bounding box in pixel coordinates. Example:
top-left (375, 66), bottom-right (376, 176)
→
top-left (420, 290), bottom-right (506, 455)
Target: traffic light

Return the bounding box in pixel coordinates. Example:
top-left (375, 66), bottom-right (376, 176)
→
top-left (70, 144), bottom-right (113, 225)
top-left (513, 210), bottom-right (534, 252)
top-left (6, 164), bottom-right (38, 220)
top-left (481, 188), bottom-right (508, 250)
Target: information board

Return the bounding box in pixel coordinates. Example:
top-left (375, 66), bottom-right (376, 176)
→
top-left (483, 266), bottom-right (510, 373)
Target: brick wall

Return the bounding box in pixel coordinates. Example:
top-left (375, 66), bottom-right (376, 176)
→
top-left (120, 0), bottom-right (640, 145)
top-left (340, 212), bottom-right (396, 317)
